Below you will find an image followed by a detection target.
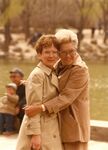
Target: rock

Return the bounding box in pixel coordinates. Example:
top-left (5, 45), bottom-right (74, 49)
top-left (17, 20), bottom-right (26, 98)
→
top-left (91, 39), bottom-right (98, 45)
top-left (9, 42), bottom-right (36, 60)
top-left (80, 41), bottom-right (108, 61)
top-left (0, 49), bottom-right (6, 58)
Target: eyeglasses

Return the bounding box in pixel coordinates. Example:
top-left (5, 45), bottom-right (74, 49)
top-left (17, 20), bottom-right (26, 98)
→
top-left (59, 49), bottom-right (77, 57)
top-left (43, 51), bottom-right (58, 56)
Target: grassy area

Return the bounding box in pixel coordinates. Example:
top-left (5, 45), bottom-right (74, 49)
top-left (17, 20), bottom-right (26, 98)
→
top-left (0, 60), bottom-right (108, 121)
top-left (88, 62), bottom-right (108, 121)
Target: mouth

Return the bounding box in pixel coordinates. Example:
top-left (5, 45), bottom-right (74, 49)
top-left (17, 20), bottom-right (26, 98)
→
top-left (65, 58), bottom-right (72, 61)
top-left (48, 59), bottom-right (56, 62)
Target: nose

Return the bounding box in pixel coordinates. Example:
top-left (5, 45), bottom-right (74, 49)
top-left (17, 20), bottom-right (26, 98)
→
top-left (66, 52), bottom-right (71, 57)
top-left (49, 52), bottom-right (53, 57)
top-left (49, 52), bottom-right (56, 57)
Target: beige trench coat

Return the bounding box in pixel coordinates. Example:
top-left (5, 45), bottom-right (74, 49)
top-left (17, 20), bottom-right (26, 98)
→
top-left (16, 62), bottom-right (63, 150)
top-left (44, 61), bottom-right (90, 143)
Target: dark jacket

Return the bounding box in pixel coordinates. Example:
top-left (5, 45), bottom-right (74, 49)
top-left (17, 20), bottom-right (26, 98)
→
top-left (16, 84), bottom-right (26, 122)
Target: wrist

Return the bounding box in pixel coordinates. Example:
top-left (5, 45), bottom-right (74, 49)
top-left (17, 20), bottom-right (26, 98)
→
top-left (41, 104), bottom-right (46, 112)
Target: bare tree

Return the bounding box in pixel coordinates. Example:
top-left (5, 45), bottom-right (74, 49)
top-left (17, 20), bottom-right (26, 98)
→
top-left (71, 0), bottom-right (95, 50)
top-left (30, 0), bottom-right (72, 33)
top-left (20, 0), bottom-right (37, 40)
top-left (99, 0), bottom-right (108, 44)
top-left (0, 0), bottom-right (103, 54)
top-left (0, 0), bottom-right (11, 55)
top-left (0, 0), bottom-right (24, 56)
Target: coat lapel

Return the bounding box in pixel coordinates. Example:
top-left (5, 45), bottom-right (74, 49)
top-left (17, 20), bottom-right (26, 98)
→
top-left (37, 62), bottom-right (59, 89)
top-left (50, 70), bottom-right (58, 89)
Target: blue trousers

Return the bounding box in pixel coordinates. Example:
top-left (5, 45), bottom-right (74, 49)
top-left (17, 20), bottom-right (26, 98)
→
top-left (0, 113), bottom-right (15, 132)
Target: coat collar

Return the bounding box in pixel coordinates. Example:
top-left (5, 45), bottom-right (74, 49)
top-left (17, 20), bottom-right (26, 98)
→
top-left (37, 62), bottom-right (52, 76)
top-left (56, 53), bottom-right (88, 75)
top-left (37, 62), bottom-right (58, 89)
top-left (73, 53), bottom-right (88, 69)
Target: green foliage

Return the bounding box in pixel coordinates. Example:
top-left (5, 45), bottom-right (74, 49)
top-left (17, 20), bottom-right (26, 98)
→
top-left (0, 0), bottom-right (24, 26)
top-left (0, 0), bottom-right (107, 36)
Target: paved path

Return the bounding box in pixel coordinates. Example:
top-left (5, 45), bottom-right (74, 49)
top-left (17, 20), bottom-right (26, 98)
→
top-left (0, 134), bottom-right (17, 150)
top-left (0, 134), bottom-right (108, 150)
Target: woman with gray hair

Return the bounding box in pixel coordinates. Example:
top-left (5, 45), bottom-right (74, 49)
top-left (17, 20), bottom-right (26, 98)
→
top-left (25, 29), bottom-right (90, 150)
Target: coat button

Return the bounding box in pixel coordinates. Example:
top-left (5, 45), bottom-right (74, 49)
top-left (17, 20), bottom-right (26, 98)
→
top-left (53, 135), bottom-right (56, 138)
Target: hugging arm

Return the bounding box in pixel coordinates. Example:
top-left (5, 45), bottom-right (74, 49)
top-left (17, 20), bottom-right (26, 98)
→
top-left (44, 66), bottom-right (89, 113)
top-left (25, 66), bottom-right (89, 116)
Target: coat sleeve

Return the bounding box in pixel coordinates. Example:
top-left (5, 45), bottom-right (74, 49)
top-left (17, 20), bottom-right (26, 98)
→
top-left (25, 71), bottom-right (44, 136)
top-left (7, 94), bottom-right (19, 104)
top-left (44, 66), bottom-right (89, 113)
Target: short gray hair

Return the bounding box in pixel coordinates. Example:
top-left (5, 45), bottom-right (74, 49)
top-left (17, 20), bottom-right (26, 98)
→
top-left (55, 29), bottom-right (78, 49)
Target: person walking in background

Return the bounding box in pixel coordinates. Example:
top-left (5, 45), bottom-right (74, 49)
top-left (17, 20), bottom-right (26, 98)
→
top-left (9, 68), bottom-right (26, 124)
top-left (25, 29), bottom-right (90, 150)
top-left (16, 35), bottom-right (63, 150)
top-left (0, 83), bottom-right (19, 136)
top-left (91, 26), bottom-right (96, 39)
top-left (28, 32), bottom-right (42, 47)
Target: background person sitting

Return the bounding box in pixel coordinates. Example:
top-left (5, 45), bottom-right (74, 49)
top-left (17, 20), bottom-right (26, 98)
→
top-left (9, 68), bottom-right (26, 125)
top-left (0, 83), bottom-right (19, 136)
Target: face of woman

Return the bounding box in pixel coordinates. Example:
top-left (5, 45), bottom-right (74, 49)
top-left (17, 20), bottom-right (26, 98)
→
top-left (59, 42), bottom-right (77, 65)
top-left (38, 44), bottom-right (59, 68)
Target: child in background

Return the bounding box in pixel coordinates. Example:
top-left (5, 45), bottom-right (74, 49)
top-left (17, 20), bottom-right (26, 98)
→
top-left (0, 83), bottom-right (19, 136)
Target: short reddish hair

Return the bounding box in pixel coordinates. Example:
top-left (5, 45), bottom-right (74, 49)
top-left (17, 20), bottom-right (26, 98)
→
top-left (35, 35), bottom-right (59, 54)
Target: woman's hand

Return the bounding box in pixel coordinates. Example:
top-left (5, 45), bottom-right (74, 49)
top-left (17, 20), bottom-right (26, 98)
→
top-left (30, 135), bottom-right (41, 150)
top-left (20, 80), bottom-right (27, 85)
top-left (24, 105), bottom-right (42, 117)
